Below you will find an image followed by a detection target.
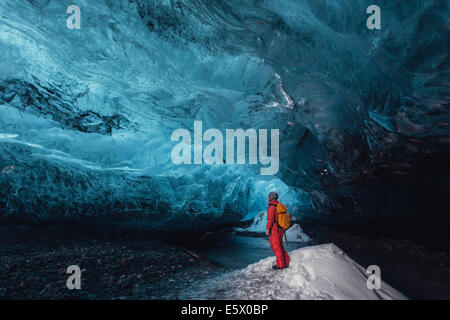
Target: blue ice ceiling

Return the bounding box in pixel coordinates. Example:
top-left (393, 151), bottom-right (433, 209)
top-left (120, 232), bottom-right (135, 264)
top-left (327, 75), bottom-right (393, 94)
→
top-left (0, 0), bottom-right (449, 226)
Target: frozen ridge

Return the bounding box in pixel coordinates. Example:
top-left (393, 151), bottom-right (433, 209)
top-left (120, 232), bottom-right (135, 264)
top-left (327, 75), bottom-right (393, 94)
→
top-left (181, 244), bottom-right (407, 300)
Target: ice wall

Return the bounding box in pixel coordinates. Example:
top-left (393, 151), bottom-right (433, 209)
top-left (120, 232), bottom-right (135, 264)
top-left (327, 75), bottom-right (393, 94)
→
top-left (0, 0), bottom-right (448, 227)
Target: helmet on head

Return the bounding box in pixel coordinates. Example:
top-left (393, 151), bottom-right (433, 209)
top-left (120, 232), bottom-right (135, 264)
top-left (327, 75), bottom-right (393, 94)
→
top-left (268, 192), bottom-right (279, 201)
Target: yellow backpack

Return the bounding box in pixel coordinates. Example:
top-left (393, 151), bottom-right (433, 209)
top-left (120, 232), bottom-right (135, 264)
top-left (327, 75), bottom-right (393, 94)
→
top-left (276, 203), bottom-right (291, 230)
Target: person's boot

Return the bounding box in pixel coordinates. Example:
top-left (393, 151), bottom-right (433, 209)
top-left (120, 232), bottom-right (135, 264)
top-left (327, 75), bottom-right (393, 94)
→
top-left (272, 265), bottom-right (283, 270)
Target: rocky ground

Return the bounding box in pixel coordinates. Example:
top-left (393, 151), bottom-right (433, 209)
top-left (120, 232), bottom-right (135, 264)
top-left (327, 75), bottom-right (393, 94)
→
top-left (1, 220), bottom-right (450, 300)
top-left (0, 223), bottom-right (223, 300)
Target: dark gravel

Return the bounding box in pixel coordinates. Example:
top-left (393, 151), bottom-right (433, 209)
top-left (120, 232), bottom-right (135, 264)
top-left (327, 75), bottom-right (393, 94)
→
top-left (0, 223), bottom-right (224, 300)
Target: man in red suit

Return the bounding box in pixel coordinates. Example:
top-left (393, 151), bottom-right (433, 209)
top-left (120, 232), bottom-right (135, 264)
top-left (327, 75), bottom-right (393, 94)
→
top-left (265, 192), bottom-right (290, 270)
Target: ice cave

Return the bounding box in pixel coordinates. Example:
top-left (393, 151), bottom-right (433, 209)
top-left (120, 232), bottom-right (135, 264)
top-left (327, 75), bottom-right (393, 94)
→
top-left (0, 0), bottom-right (449, 300)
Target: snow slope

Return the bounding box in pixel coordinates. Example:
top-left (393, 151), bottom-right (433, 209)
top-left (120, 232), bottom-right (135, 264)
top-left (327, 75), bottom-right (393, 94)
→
top-left (182, 244), bottom-right (407, 300)
top-left (235, 212), bottom-right (311, 243)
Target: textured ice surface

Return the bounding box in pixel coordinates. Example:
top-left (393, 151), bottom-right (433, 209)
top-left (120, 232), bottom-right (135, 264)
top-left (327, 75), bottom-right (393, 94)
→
top-left (179, 244), bottom-right (407, 300)
top-left (0, 0), bottom-right (449, 225)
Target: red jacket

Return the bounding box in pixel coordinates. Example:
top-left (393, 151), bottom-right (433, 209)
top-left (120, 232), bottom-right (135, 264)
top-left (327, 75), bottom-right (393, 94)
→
top-left (266, 200), bottom-right (282, 235)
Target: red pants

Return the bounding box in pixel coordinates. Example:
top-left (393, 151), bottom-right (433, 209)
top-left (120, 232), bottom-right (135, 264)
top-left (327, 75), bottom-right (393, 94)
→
top-left (270, 231), bottom-right (290, 268)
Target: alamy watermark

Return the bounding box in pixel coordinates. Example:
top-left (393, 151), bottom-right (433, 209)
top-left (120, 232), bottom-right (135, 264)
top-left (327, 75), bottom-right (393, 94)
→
top-left (171, 121), bottom-right (279, 175)
top-left (65, 5), bottom-right (380, 30)
top-left (66, 5), bottom-right (81, 29)
top-left (367, 5), bottom-right (381, 30)
top-left (66, 265), bottom-right (82, 290)
top-left (366, 265), bottom-right (381, 290)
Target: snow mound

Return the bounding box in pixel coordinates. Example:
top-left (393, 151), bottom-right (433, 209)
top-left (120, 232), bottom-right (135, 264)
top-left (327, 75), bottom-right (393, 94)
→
top-left (236, 212), bottom-right (310, 243)
top-left (183, 244), bottom-right (406, 300)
